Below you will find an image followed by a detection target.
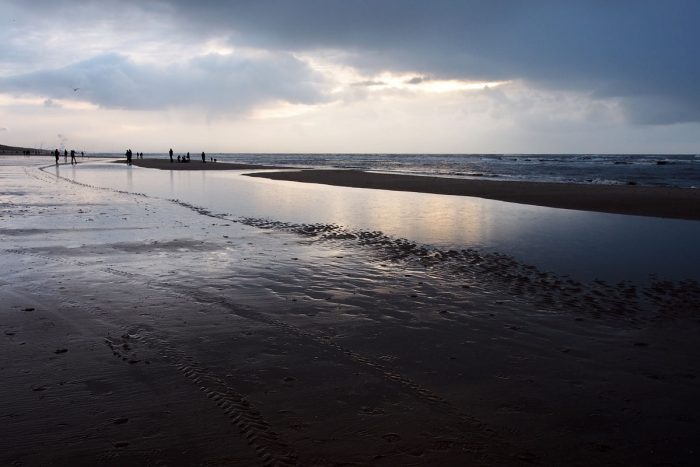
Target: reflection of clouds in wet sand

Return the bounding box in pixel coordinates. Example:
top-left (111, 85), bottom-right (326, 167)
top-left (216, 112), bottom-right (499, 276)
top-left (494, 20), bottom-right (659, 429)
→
top-left (67, 163), bottom-right (700, 281)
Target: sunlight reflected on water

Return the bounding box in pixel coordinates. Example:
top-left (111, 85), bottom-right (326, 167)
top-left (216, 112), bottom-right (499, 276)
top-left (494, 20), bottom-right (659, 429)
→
top-left (62, 162), bottom-right (700, 281)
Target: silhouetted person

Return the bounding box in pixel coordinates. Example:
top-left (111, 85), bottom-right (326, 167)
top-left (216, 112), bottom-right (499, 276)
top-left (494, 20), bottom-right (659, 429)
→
top-left (177, 155), bottom-right (181, 162)
top-left (70, 150), bottom-right (76, 165)
top-left (81, 151), bottom-right (84, 159)
top-left (186, 152), bottom-right (190, 162)
top-left (169, 148), bottom-right (174, 162)
top-left (54, 149), bottom-right (59, 165)
top-left (64, 149), bottom-right (68, 162)
top-left (126, 149), bottom-right (132, 166)
top-left (201, 151), bottom-right (206, 163)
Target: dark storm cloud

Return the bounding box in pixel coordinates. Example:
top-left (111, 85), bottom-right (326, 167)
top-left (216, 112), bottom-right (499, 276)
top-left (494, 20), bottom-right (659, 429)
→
top-left (2, 0), bottom-right (698, 124)
top-left (0, 52), bottom-right (326, 112)
top-left (160, 0), bottom-right (700, 124)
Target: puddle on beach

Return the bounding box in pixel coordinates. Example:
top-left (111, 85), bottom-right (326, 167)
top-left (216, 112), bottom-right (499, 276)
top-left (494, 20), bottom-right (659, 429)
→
top-left (54, 160), bottom-right (700, 282)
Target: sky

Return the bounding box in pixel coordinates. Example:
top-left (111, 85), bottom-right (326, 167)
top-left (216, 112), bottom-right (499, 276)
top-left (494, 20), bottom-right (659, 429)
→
top-left (0, 0), bottom-right (699, 154)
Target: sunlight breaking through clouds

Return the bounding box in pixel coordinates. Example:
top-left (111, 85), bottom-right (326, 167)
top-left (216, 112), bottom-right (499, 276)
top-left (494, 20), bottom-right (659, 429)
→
top-left (361, 74), bottom-right (510, 94)
top-left (0, 0), bottom-right (698, 152)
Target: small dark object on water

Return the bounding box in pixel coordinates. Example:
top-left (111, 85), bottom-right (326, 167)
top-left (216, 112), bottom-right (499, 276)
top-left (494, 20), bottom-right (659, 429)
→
top-left (113, 417), bottom-right (129, 424)
top-left (54, 348), bottom-right (68, 354)
top-left (24, 307), bottom-right (35, 311)
top-left (656, 160), bottom-right (668, 165)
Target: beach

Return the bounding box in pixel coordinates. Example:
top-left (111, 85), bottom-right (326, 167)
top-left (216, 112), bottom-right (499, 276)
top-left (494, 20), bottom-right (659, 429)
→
top-left (2, 156), bottom-right (700, 466)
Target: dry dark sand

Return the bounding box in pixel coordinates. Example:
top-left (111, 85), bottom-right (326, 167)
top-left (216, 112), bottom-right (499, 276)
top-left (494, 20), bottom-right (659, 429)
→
top-left (246, 169), bottom-right (700, 220)
top-left (2, 157), bottom-right (700, 466)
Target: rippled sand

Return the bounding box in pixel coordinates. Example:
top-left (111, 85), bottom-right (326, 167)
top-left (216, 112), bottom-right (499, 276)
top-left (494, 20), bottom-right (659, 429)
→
top-left (1, 157), bottom-right (699, 466)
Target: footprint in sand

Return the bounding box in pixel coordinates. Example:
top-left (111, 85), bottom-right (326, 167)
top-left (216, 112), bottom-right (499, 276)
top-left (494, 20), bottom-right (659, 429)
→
top-left (382, 433), bottom-right (401, 443)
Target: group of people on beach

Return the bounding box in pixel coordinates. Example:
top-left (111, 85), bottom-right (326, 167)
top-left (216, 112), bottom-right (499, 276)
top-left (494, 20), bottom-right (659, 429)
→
top-left (169, 148), bottom-right (216, 163)
top-left (54, 148), bottom-right (83, 165)
top-left (119, 148), bottom-right (217, 166)
top-left (125, 149), bottom-right (144, 165)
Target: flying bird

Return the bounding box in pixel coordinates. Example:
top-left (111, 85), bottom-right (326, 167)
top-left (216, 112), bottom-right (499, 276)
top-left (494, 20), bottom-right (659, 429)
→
top-left (73, 87), bottom-right (80, 92)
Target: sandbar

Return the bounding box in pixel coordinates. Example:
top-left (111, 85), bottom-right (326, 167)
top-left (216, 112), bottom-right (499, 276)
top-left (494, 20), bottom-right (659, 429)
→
top-left (123, 158), bottom-right (285, 171)
top-left (245, 169), bottom-right (700, 220)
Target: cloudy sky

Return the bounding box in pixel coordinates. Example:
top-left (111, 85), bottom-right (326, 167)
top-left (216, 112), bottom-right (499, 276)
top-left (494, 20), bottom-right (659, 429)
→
top-left (1, 0), bottom-right (699, 153)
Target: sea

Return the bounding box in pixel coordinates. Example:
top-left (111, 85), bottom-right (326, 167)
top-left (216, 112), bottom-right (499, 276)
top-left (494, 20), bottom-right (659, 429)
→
top-left (98, 153), bottom-right (700, 188)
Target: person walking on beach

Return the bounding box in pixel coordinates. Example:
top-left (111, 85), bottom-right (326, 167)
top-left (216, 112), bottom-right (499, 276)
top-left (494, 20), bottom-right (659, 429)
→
top-left (201, 151), bottom-right (206, 163)
top-left (54, 149), bottom-right (59, 165)
top-left (169, 148), bottom-right (174, 163)
top-left (64, 149), bottom-right (68, 163)
top-left (126, 149), bottom-right (132, 166)
top-left (81, 151), bottom-right (84, 159)
top-left (186, 152), bottom-right (190, 162)
top-left (70, 149), bottom-right (76, 165)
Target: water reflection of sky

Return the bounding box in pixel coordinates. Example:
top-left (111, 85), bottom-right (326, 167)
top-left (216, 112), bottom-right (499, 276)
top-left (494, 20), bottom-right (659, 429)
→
top-left (62, 162), bottom-right (700, 282)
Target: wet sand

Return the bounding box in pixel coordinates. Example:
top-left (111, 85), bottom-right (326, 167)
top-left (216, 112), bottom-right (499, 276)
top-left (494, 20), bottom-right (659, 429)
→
top-left (246, 169), bottom-right (700, 220)
top-left (2, 157), bottom-right (700, 466)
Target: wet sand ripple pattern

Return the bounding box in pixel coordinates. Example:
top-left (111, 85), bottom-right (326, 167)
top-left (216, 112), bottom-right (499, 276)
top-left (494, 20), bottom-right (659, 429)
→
top-left (30, 161), bottom-right (700, 321)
